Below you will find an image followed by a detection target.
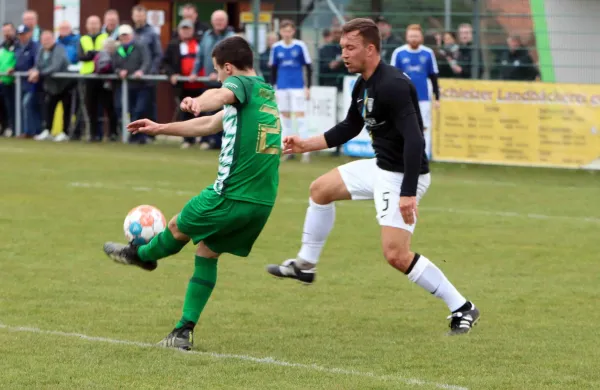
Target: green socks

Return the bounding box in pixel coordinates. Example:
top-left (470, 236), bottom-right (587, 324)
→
top-left (137, 228), bottom-right (187, 262)
top-left (176, 256), bottom-right (218, 328)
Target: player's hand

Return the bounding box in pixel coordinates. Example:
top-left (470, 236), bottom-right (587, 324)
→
top-left (399, 196), bottom-right (418, 225)
top-left (180, 97), bottom-right (194, 113)
top-left (127, 118), bottom-right (162, 135)
top-left (190, 97), bottom-right (202, 116)
top-left (282, 135), bottom-right (306, 154)
top-left (304, 87), bottom-right (310, 100)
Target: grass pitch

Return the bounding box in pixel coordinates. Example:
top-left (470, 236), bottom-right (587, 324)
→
top-left (1, 139), bottom-right (599, 389)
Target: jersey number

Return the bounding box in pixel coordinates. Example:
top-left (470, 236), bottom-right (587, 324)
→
top-left (257, 104), bottom-right (281, 155)
top-left (382, 192), bottom-right (390, 212)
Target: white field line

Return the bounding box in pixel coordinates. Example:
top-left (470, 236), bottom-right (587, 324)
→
top-left (0, 323), bottom-right (468, 390)
top-left (67, 182), bottom-right (600, 224)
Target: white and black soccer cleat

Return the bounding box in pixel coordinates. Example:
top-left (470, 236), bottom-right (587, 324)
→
top-left (103, 242), bottom-right (157, 271)
top-left (157, 322), bottom-right (194, 351)
top-left (447, 301), bottom-right (480, 335)
top-left (266, 259), bottom-right (315, 285)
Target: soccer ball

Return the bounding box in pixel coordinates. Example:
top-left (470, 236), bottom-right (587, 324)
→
top-left (123, 205), bottom-right (167, 245)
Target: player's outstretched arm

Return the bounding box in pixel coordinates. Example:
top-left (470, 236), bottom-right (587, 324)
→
top-left (127, 112), bottom-right (224, 138)
top-left (283, 134), bottom-right (328, 154)
top-left (188, 88), bottom-right (237, 116)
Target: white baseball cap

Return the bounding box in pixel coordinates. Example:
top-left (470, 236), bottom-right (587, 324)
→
top-left (118, 24), bottom-right (134, 36)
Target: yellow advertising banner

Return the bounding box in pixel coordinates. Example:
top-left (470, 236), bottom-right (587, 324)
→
top-left (436, 79), bottom-right (600, 169)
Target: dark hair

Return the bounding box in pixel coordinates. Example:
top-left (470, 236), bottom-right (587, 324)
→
top-left (212, 36), bottom-right (254, 70)
top-left (182, 3), bottom-right (197, 12)
top-left (132, 5), bottom-right (147, 13)
top-left (3, 22), bottom-right (15, 28)
top-left (444, 31), bottom-right (457, 41)
top-left (280, 19), bottom-right (296, 29)
top-left (322, 28), bottom-right (331, 39)
top-left (341, 18), bottom-right (381, 52)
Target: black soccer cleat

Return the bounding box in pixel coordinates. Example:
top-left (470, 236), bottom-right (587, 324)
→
top-left (157, 322), bottom-right (194, 351)
top-left (447, 301), bottom-right (480, 336)
top-left (103, 242), bottom-right (157, 271)
top-left (266, 259), bottom-right (315, 285)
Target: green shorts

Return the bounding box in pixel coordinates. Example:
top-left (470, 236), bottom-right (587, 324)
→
top-left (176, 187), bottom-right (273, 257)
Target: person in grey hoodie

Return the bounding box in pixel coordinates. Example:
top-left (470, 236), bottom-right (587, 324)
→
top-left (113, 24), bottom-right (151, 144)
top-left (29, 30), bottom-right (72, 141)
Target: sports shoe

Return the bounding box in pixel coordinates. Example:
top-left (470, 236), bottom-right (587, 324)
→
top-left (34, 129), bottom-right (51, 141)
top-left (158, 322), bottom-right (194, 351)
top-left (447, 301), bottom-right (480, 335)
top-left (103, 242), bottom-right (157, 271)
top-left (266, 259), bottom-right (315, 285)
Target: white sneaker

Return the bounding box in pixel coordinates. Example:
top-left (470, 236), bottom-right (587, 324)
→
top-left (180, 142), bottom-right (191, 149)
top-left (301, 153), bottom-right (311, 163)
top-left (3, 128), bottom-right (13, 137)
top-left (34, 129), bottom-right (51, 141)
top-left (199, 142), bottom-right (210, 150)
top-left (53, 132), bottom-right (69, 142)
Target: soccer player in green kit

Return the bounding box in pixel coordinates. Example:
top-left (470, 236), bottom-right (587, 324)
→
top-left (103, 36), bottom-right (281, 350)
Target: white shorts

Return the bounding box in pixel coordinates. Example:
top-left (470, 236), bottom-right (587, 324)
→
top-left (419, 101), bottom-right (432, 129)
top-left (337, 158), bottom-right (431, 233)
top-left (275, 89), bottom-right (306, 113)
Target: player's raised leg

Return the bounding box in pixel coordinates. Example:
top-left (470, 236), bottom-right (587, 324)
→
top-left (375, 172), bottom-right (479, 335)
top-left (266, 159), bottom-right (375, 283)
top-left (103, 214), bottom-right (189, 271)
top-left (158, 241), bottom-right (219, 351)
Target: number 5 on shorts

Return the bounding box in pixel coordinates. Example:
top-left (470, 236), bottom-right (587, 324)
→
top-left (382, 191), bottom-right (390, 212)
top-left (257, 104), bottom-right (281, 155)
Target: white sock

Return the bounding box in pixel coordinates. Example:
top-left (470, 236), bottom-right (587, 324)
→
top-left (296, 115), bottom-right (308, 138)
top-left (281, 115), bottom-right (293, 141)
top-left (407, 254), bottom-right (467, 312)
top-left (297, 198), bottom-right (335, 265)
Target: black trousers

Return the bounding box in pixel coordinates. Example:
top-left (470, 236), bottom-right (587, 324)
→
top-left (45, 89), bottom-right (73, 135)
top-left (86, 80), bottom-right (117, 140)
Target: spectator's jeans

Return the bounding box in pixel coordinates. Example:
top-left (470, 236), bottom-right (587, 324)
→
top-left (22, 90), bottom-right (42, 136)
top-left (115, 85), bottom-right (150, 144)
top-left (1, 84), bottom-right (16, 131)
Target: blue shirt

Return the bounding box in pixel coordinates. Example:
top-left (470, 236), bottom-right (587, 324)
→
top-left (390, 45), bottom-right (438, 101)
top-left (269, 39), bottom-right (311, 89)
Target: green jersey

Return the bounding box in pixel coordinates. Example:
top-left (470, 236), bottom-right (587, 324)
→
top-left (213, 75), bottom-right (281, 206)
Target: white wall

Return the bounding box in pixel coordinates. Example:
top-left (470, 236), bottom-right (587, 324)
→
top-left (544, 0), bottom-right (600, 84)
top-left (0, 0), bottom-right (27, 27)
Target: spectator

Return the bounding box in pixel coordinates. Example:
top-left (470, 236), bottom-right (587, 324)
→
top-left (456, 23), bottom-right (484, 79)
top-left (318, 26), bottom-right (347, 89)
top-left (15, 24), bottom-right (41, 138)
top-left (30, 30), bottom-right (72, 142)
top-left (93, 38), bottom-right (118, 141)
top-left (259, 32), bottom-right (278, 82)
top-left (22, 10), bottom-right (41, 42)
top-left (56, 21), bottom-right (80, 65)
top-left (132, 5), bottom-right (162, 129)
top-left (0, 23), bottom-right (17, 137)
top-left (162, 19), bottom-right (206, 149)
top-left (113, 24), bottom-right (150, 144)
top-left (436, 31), bottom-right (461, 78)
top-left (79, 15), bottom-right (107, 141)
top-left (191, 10), bottom-right (234, 81)
top-left (102, 9), bottom-right (120, 41)
top-left (177, 3), bottom-right (210, 42)
top-left (191, 9), bottom-right (234, 149)
top-left (375, 16), bottom-right (403, 64)
top-left (500, 35), bottom-right (540, 81)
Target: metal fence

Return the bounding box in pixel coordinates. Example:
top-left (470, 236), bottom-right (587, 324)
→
top-left (0, 72), bottom-right (211, 142)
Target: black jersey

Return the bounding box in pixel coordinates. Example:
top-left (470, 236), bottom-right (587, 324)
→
top-left (324, 61), bottom-right (430, 197)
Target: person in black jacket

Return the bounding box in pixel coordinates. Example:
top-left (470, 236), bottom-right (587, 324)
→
top-left (500, 35), bottom-right (540, 81)
top-left (162, 19), bottom-right (207, 148)
top-left (318, 27), bottom-right (348, 89)
top-left (456, 23), bottom-right (484, 79)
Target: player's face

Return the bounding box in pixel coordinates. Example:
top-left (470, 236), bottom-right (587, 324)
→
top-left (406, 30), bottom-right (422, 48)
top-left (340, 31), bottom-right (369, 74)
top-left (212, 58), bottom-right (230, 83)
top-left (279, 26), bottom-right (295, 42)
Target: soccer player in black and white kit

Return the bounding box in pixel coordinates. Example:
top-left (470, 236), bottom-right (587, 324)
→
top-left (266, 18), bottom-right (480, 335)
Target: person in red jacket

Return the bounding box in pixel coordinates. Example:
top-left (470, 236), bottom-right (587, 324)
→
top-left (161, 19), bottom-right (207, 148)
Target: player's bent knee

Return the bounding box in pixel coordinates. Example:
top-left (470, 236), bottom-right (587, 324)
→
top-left (196, 241), bottom-right (219, 259)
top-left (383, 246), bottom-right (414, 273)
top-left (309, 170), bottom-right (351, 205)
top-left (168, 215), bottom-right (190, 241)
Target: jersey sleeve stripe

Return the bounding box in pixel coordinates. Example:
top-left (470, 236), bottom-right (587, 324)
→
top-left (390, 46), bottom-right (404, 67)
top-left (424, 47), bottom-right (439, 74)
top-left (296, 40), bottom-right (312, 64)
